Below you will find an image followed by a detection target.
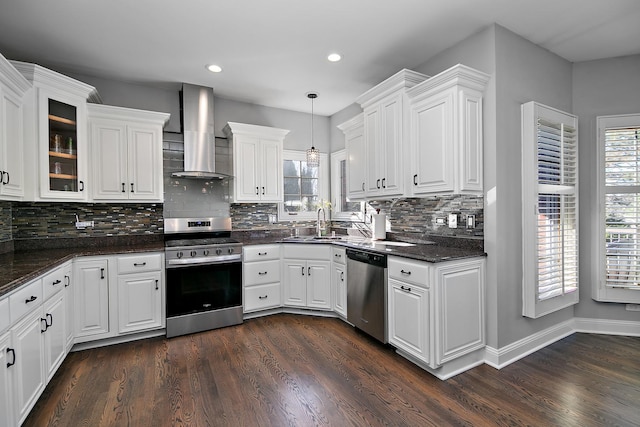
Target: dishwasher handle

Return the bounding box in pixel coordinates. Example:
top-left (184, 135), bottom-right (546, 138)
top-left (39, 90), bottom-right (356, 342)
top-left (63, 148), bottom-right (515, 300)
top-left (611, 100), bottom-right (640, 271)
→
top-left (346, 248), bottom-right (387, 268)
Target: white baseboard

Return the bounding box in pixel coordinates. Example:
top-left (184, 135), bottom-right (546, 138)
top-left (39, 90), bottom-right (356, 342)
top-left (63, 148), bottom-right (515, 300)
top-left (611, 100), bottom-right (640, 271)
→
top-left (484, 317), bottom-right (640, 370)
top-left (483, 319), bottom-right (574, 369)
top-left (573, 317), bottom-right (640, 336)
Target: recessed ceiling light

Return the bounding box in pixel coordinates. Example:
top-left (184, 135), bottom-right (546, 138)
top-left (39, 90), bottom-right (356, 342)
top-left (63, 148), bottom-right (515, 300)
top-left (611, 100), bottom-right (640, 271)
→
top-left (327, 53), bottom-right (341, 62)
top-left (206, 64), bottom-right (222, 73)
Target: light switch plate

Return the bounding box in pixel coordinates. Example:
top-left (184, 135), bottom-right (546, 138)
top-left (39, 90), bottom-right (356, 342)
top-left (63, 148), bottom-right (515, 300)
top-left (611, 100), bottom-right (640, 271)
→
top-left (466, 214), bottom-right (475, 229)
top-left (448, 213), bottom-right (457, 228)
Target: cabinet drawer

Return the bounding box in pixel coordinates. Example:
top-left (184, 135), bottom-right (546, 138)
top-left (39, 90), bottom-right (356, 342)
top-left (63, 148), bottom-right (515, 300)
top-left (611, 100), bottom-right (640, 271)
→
top-left (244, 283), bottom-right (282, 312)
top-left (282, 244), bottom-right (331, 260)
top-left (117, 253), bottom-right (162, 274)
top-left (388, 257), bottom-right (429, 288)
top-left (244, 260), bottom-right (280, 286)
top-left (244, 245), bottom-right (281, 262)
top-left (10, 278), bottom-right (43, 324)
top-left (42, 265), bottom-right (66, 300)
top-left (332, 247), bottom-right (346, 265)
top-left (0, 297), bottom-right (9, 333)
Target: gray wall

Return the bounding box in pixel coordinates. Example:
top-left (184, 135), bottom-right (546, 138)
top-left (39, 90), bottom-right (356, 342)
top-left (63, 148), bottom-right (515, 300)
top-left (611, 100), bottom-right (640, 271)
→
top-left (573, 54), bottom-right (640, 321)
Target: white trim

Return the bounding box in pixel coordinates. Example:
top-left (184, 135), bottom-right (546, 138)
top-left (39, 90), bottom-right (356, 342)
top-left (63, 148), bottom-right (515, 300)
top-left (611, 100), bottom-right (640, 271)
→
top-left (330, 149), bottom-right (364, 221)
top-left (484, 317), bottom-right (640, 370)
top-left (573, 317), bottom-right (640, 336)
top-left (483, 319), bottom-right (575, 369)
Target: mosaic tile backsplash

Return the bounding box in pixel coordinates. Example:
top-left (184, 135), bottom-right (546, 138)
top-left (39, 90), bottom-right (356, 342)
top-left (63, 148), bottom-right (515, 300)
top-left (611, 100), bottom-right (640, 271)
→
top-left (12, 202), bottom-right (163, 240)
top-left (0, 201), bottom-right (11, 243)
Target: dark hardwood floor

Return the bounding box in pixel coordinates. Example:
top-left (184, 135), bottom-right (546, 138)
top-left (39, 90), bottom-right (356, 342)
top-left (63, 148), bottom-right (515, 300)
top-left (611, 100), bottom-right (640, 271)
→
top-left (24, 314), bottom-right (640, 426)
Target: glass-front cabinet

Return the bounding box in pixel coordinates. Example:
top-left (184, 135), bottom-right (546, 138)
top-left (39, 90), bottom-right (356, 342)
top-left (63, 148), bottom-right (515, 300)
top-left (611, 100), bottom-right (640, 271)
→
top-left (47, 99), bottom-right (80, 193)
top-left (10, 61), bottom-right (98, 201)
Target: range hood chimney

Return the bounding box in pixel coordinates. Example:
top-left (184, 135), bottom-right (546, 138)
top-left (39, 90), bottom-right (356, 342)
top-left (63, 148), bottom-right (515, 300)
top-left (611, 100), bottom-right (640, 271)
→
top-left (171, 83), bottom-right (230, 179)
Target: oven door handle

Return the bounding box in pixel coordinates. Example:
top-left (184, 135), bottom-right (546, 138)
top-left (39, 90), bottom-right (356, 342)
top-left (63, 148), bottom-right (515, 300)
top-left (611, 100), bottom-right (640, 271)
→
top-left (166, 254), bottom-right (241, 268)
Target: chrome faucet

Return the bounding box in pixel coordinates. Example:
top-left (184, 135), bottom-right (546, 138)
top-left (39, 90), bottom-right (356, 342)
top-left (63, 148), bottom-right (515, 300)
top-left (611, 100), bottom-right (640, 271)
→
top-left (317, 208), bottom-right (326, 237)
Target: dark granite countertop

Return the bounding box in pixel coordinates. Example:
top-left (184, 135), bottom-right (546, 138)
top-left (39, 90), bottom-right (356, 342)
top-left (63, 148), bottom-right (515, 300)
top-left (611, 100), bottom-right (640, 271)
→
top-left (0, 242), bottom-right (164, 297)
top-left (234, 233), bottom-right (486, 264)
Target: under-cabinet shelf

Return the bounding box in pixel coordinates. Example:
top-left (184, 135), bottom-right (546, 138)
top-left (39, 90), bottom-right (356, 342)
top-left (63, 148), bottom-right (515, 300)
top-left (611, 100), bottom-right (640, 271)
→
top-left (48, 114), bottom-right (76, 126)
top-left (48, 151), bottom-right (77, 159)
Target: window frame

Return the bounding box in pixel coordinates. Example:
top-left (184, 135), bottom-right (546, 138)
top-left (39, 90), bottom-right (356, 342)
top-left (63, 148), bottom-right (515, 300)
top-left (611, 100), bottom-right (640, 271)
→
top-left (278, 150), bottom-right (329, 222)
top-left (521, 101), bottom-right (579, 318)
top-left (330, 149), bottom-right (364, 221)
top-left (595, 114), bottom-right (640, 303)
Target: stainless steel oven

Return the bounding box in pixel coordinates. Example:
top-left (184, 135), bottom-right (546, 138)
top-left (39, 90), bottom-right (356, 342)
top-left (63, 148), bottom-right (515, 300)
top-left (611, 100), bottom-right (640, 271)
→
top-left (164, 217), bottom-right (243, 338)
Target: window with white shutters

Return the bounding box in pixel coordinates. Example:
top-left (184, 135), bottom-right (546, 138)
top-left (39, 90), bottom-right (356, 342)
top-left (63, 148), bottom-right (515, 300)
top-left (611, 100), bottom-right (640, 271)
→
top-left (595, 114), bottom-right (640, 303)
top-left (522, 102), bottom-right (579, 318)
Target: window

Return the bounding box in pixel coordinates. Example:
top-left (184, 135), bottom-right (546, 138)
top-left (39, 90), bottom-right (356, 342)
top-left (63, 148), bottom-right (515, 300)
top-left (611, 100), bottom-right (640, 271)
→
top-left (331, 150), bottom-right (363, 221)
top-left (278, 150), bottom-right (329, 221)
top-left (521, 101), bottom-right (579, 318)
top-left (595, 114), bottom-right (640, 303)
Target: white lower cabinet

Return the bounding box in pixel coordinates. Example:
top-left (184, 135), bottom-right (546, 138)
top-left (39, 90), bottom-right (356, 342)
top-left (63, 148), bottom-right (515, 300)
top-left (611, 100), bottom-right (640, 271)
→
top-left (387, 256), bottom-right (485, 371)
top-left (117, 271), bottom-right (163, 334)
top-left (388, 278), bottom-right (430, 364)
top-left (42, 293), bottom-right (66, 381)
top-left (243, 245), bottom-right (282, 313)
top-left (74, 258), bottom-right (110, 341)
top-left (0, 331), bottom-right (15, 427)
top-left (332, 247), bottom-right (347, 318)
top-left (283, 244), bottom-right (332, 310)
top-left (11, 308), bottom-right (46, 425)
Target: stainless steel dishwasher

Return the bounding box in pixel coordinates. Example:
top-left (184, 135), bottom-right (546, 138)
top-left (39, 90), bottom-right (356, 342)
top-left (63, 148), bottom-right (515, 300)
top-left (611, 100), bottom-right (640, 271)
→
top-left (346, 248), bottom-right (388, 343)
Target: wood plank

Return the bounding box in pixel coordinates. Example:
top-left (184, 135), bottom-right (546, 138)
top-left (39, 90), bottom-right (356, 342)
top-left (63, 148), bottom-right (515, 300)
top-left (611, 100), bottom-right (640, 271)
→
top-left (23, 314), bottom-right (640, 426)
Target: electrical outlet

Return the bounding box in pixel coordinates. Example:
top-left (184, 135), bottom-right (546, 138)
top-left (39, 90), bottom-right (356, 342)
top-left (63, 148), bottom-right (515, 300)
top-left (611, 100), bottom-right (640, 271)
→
top-left (75, 221), bottom-right (94, 229)
top-left (435, 217), bottom-right (446, 225)
top-left (448, 213), bottom-right (458, 229)
top-left (466, 214), bottom-right (476, 229)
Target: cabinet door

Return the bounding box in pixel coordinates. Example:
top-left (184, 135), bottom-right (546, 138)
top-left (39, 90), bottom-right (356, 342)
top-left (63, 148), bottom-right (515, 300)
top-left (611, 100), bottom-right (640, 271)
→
top-left (74, 259), bottom-right (109, 340)
top-left (307, 261), bottom-right (331, 309)
top-left (410, 90), bottom-right (455, 195)
top-left (283, 260), bottom-right (306, 307)
top-left (63, 263), bottom-right (74, 351)
top-left (260, 138), bottom-right (283, 202)
top-left (128, 124), bottom-right (162, 200)
top-left (380, 93), bottom-right (404, 196)
top-left (11, 310), bottom-right (46, 425)
top-left (458, 90), bottom-right (483, 193)
top-left (0, 88), bottom-right (25, 199)
top-left (117, 271), bottom-right (162, 334)
top-left (434, 259), bottom-right (484, 365)
top-left (42, 293), bottom-right (66, 381)
top-left (332, 264), bottom-right (347, 317)
top-left (38, 88), bottom-right (88, 200)
top-left (0, 332), bottom-right (15, 427)
top-left (345, 122), bottom-right (366, 200)
top-left (234, 136), bottom-right (261, 201)
top-left (92, 119), bottom-right (128, 200)
top-left (388, 279), bottom-right (429, 363)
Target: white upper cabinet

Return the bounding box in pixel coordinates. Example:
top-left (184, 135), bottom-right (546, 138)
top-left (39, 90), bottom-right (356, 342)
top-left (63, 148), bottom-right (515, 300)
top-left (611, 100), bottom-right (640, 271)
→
top-left (337, 113), bottom-right (366, 199)
top-left (0, 53), bottom-right (31, 200)
top-left (354, 69), bottom-right (429, 200)
top-left (406, 64), bottom-right (490, 196)
top-left (223, 122), bottom-right (289, 203)
top-left (11, 61), bottom-right (101, 201)
top-left (88, 104), bottom-right (169, 202)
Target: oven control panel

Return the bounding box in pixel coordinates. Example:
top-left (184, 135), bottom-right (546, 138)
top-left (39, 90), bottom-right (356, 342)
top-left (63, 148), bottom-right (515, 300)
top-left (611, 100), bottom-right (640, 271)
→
top-left (165, 243), bottom-right (243, 267)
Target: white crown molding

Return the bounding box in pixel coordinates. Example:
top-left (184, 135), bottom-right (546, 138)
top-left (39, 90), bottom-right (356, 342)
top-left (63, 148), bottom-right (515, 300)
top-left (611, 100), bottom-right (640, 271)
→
top-left (407, 64), bottom-right (491, 102)
top-left (336, 112), bottom-right (363, 132)
top-left (87, 103), bottom-right (170, 125)
top-left (356, 69), bottom-right (429, 108)
top-left (223, 121), bottom-right (290, 139)
top-left (10, 60), bottom-right (102, 103)
top-left (0, 54), bottom-right (31, 96)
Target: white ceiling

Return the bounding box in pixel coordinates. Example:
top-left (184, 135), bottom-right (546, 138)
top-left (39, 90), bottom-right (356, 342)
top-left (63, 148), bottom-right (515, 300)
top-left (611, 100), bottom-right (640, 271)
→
top-left (0, 0), bottom-right (638, 116)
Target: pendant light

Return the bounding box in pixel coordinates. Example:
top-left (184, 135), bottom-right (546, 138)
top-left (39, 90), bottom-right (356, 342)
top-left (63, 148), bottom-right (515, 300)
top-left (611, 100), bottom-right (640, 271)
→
top-left (306, 92), bottom-right (320, 167)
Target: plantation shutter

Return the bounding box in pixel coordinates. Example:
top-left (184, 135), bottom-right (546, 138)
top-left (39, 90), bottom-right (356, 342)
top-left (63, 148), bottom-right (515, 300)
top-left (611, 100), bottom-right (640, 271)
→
top-left (603, 125), bottom-right (640, 288)
top-left (521, 102), bottom-right (579, 318)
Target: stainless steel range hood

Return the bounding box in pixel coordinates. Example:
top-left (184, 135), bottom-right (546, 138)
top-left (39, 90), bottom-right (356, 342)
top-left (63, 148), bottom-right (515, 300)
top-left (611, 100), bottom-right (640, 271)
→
top-left (171, 83), bottom-right (230, 179)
